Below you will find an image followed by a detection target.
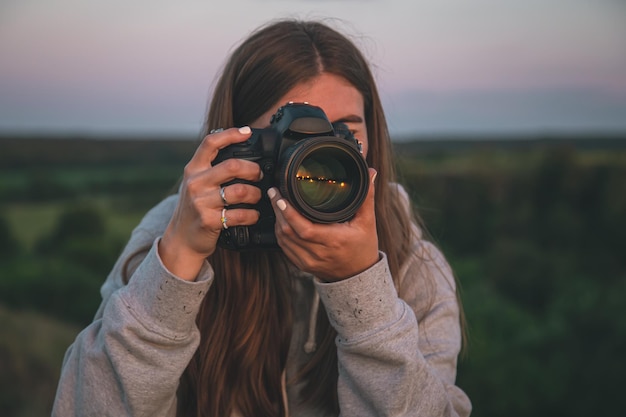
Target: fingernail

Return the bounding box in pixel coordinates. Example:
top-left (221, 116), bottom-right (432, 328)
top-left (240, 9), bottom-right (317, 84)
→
top-left (238, 126), bottom-right (251, 134)
top-left (259, 170), bottom-right (264, 180)
top-left (372, 171), bottom-right (378, 184)
top-left (267, 187), bottom-right (276, 199)
top-left (277, 199), bottom-right (287, 211)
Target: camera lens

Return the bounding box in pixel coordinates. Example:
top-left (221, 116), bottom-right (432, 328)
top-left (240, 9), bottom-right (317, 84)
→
top-left (296, 152), bottom-right (353, 210)
top-left (279, 137), bottom-right (369, 223)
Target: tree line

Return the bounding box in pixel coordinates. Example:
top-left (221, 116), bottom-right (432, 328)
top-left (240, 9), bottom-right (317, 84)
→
top-left (1, 136), bottom-right (625, 416)
top-left (398, 142), bottom-right (625, 416)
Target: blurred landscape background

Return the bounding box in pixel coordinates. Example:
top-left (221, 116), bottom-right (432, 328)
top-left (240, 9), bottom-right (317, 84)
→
top-left (1, 133), bottom-right (625, 416)
top-left (2, 0), bottom-right (625, 416)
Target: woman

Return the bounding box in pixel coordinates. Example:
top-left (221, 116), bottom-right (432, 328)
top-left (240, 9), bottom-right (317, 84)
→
top-left (53, 19), bottom-right (471, 417)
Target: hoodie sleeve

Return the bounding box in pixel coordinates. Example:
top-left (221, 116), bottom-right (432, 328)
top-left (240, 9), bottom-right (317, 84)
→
top-left (52, 196), bottom-right (214, 417)
top-left (313, 187), bottom-right (472, 417)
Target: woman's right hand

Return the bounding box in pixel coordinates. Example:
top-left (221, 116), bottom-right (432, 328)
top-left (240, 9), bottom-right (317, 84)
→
top-left (159, 126), bottom-right (263, 281)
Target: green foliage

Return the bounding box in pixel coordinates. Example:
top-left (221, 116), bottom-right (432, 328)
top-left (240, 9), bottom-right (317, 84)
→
top-left (398, 142), bottom-right (626, 416)
top-left (39, 203), bottom-right (106, 243)
top-left (0, 305), bottom-right (80, 417)
top-left (0, 203), bottom-right (124, 326)
top-left (0, 256), bottom-right (105, 326)
top-left (0, 214), bottom-right (22, 259)
top-left (1, 136), bottom-right (625, 417)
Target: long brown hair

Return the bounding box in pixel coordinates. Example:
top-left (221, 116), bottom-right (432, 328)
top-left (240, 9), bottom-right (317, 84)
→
top-left (179, 19), bottom-right (421, 416)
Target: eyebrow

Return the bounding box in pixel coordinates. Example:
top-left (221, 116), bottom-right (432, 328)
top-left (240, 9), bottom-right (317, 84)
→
top-left (262, 114), bottom-right (364, 129)
top-left (332, 115), bottom-right (364, 124)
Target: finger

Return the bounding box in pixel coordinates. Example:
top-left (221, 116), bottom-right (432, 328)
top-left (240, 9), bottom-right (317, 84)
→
top-left (209, 157), bottom-right (264, 184)
top-left (184, 158), bottom-right (262, 200)
top-left (219, 208), bottom-right (261, 230)
top-left (219, 183), bottom-right (262, 206)
top-left (349, 168), bottom-right (377, 225)
top-left (267, 187), bottom-right (323, 244)
top-left (267, 187), bottom-right (295, 238)
top-left (185, 126), bottom-right (252, 175)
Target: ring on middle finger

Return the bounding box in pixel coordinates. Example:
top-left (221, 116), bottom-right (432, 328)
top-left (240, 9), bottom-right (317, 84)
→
top-left (219, 186), bottom-right (229, 206)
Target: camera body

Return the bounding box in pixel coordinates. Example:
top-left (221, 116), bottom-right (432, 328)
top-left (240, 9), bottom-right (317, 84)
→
top-left (214, 102), bottom-right (369, 250)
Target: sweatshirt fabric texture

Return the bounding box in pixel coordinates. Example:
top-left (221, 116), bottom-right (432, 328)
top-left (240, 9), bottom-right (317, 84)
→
top-left (52, 185), bottom-right (472, 417)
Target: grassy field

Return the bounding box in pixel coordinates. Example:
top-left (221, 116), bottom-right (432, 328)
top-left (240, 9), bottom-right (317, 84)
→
top-left (0, 305), bottom-right (80, 417)
top-left (4, 203), bottom-right (65, 250)
top-left (1, 134), bottom-right (625, 417)
top-left (4, 197), bottom-right (147, 251)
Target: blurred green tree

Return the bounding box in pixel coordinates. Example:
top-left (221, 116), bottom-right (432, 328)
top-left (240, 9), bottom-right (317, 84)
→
top-left (0, 214), bottom-right (21, 259)
top-left (0, 203), bottom-right (122, 325)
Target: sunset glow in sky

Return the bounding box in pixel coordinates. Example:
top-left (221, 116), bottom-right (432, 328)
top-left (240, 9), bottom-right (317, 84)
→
top-left (1, 0), bottom-right (625, 138)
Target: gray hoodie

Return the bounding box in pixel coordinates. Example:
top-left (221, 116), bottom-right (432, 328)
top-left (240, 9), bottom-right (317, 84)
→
top-left (52, 187), bottom-right (471, 416)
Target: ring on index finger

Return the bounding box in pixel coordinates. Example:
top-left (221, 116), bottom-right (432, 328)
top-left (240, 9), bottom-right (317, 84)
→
top-left (219, 186), bottom-right (229, 206)
top-left (210, 128), bottom-right (225, 134)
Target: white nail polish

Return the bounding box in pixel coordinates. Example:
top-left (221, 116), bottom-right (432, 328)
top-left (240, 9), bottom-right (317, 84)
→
top-left (267, 188), bottom-right (276, 199)
top-left (238, 126), bottom-right (251, 134)
top-left (277, 199), bottom-right (287, 211)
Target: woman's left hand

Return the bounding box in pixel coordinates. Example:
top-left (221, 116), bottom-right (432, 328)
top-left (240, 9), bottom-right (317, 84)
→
top-left (268, 168), bottom-right (380, 282)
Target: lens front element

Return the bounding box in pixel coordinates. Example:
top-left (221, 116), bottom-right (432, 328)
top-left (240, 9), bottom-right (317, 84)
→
top-left (280, 137), bottom-right (369, 223)
top-left (296, 150), bottom-right (353, 211)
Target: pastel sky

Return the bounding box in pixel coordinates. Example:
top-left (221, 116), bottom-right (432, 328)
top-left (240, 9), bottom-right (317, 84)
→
top-left (1, 0), bottom-right (625, 138)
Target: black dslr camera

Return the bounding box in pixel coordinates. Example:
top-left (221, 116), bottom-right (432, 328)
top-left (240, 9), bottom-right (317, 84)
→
top-left (214, 102), bottom-right (369, 250)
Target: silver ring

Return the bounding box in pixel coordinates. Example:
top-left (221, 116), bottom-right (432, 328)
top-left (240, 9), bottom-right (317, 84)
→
top-left (220, 208), bottom-right (228, 230)
top-left (219, 186), bottom-right (229, 206)
top-left (210, 128), bottom-right (225, 134)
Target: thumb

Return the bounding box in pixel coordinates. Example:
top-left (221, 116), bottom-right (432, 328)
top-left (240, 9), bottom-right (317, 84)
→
top-left (369, 167), bottom-right (378, 187)
top-left (354, 168), bottom-right (377, 222)
top-left (367, 167), bottom-right (377, 200)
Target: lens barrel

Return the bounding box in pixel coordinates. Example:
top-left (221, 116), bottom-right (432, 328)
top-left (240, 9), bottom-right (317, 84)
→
top-left (279, 137), bottom-right (369, 223)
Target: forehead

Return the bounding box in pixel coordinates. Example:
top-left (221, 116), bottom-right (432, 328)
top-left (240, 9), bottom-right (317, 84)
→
top-left (285, 74), bottom-right (364, 118)
top-left (255, 73), bottom-right (364, 126)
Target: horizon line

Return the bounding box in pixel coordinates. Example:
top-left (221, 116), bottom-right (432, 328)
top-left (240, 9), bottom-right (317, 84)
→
top-left (2, 128), bottom-right (626, 142)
